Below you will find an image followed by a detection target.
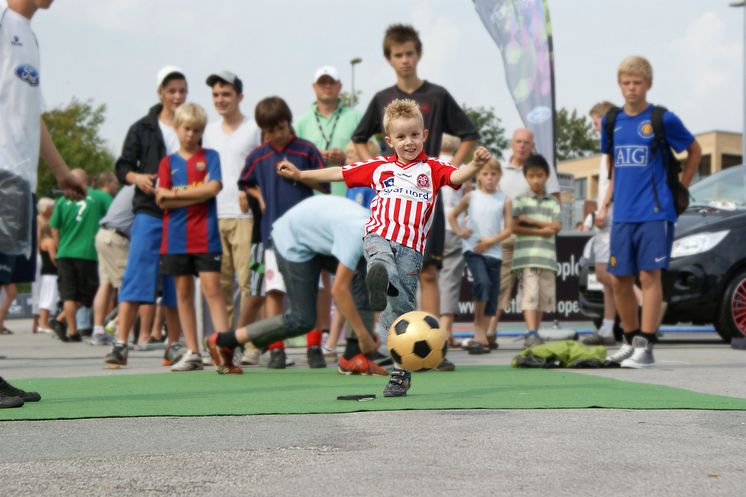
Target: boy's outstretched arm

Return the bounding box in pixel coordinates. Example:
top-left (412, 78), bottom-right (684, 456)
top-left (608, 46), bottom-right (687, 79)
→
top-left (450, 146), bottom-right (490, 185)
top-left (277, 159), bottom-right (343, 187)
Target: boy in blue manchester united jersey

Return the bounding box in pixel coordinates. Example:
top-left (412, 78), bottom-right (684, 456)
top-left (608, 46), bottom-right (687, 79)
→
top-left (597, 56), bottom-right (701, 369)
top-left (156, 102), bottom-right (239, 373)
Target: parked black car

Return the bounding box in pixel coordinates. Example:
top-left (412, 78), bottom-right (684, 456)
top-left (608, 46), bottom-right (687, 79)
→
top-left (578, 165), bottom-right (746, 342)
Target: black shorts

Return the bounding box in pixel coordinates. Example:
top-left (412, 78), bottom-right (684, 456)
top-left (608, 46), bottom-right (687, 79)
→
top-left (161, 253), bottom-right (222, 276)
top-left (422, 195), bottom-right (445, 270)
top-left (0, 200), bottom-right (37, 285)
top-left (56, 258), bottom-right (99, 306)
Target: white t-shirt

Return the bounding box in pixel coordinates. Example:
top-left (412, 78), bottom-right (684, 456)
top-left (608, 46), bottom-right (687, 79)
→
top-left (158, 121), bottom-right (179, 155)
top-left (203, 117), bottom-right (261, 219)
top-left (0, 2), bottom-right (44, 190)
top-left (596, 154), bottom-right (610, 212)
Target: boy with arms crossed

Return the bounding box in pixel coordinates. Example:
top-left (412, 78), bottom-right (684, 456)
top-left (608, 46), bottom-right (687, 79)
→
top-left (281, 99), bottom-right (490, 396)
top-left (598, 56), bottom-right (700, 368)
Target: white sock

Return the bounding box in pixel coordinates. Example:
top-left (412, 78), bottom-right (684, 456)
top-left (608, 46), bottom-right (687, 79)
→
top-left (598, 319), bottom-right (615, 337)
top-left (93, 325), bottom-right (105, 336)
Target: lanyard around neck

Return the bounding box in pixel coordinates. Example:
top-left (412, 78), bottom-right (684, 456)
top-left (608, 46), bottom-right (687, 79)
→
top-left (313, 108), bottom-right (341, 151)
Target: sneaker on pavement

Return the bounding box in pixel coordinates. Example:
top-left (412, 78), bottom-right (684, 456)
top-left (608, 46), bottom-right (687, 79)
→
top-left (67, 333), bottom-right (82, 342)
top-left (582, 332), bottom-right (616, 346)
top-left (365, 262), bottom-right (389, 312)
top-left (321, 345), bottom-right (338, 363)
top-left (52, 320), bottom-right (68, 342)
top-left (383, 368), bottom-right (411, 397)
top-left (206, 333), bottom-right (243, 375)
top-left (436, 357), bottom-right (456, 372)
top-left (307, 345), bottom-right (327, 369)
top-left (267, 348), bottom-right (287, 369)
top-left (104, 343), bottom-right (128, 368)
top-left (0, 379), bottom-right (41, 402)
top-left (620, 335), bottom-right (655, 369)
top-left (338, 354), bottom-right (389, 376)
top-left (603, 341), bottom-right (634, 367)
top-left (523, 332), bottom-right (545, 349)
top-left (241, 344), bottom-right (261, 366)
top-left (89, 333), bottom-right (113, 346)
top-left (170, 350), bottom-right (204, 372)
top-left (163, 342), bottom-right (186, 366)
top-left (0, 395), bottom-right (24, 408)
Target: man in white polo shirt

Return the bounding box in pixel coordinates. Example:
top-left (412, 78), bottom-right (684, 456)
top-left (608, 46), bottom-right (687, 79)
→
top-left (486, 128), bottom-right (560, 345)
top-left (203, 71), bottom-right (260, 327)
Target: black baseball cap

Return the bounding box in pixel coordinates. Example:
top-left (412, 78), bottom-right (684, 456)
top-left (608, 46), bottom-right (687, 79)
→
top-left (206, 70), bottom-right (243, 94)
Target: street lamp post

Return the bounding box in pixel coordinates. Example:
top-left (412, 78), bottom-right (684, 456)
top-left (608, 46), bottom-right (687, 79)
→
top-left (730, 0), bottom-right (746, 165)
top-left (350, 57), bottom-right (362, 106)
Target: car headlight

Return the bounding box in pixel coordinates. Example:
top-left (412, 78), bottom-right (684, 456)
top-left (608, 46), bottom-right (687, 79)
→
top-left (671, 230), bottom-right (729, 259)
top-left (582, 237), bottom-right (594, 260)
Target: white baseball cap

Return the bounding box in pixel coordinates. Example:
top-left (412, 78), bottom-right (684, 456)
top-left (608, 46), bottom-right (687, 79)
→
top-left (313, 66), bottom-right (340, 83)
top-left (156, 65), bottom-right (185, 88)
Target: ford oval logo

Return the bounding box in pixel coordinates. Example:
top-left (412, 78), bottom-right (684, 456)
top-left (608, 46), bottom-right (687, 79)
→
top-left (15, 64), bottom-right (40, 87)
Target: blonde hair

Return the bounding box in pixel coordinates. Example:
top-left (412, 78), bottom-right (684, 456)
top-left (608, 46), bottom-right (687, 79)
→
top-left (174, 102), bottom-right (207, 130)
top-left (440, 133), bottom-right (460, 155)
top-left (589, 101), bottom-right (616, 118)
top-left (383, 99), bottom-right (424, 135)
top-left (345, 140), bottom-right (380, 162)
top-left (476, 157), bottom-right (502, 190)
top-left (617, 56), bottom-right (653, 85)
top-left (37, 197), bottom-right (55, 213)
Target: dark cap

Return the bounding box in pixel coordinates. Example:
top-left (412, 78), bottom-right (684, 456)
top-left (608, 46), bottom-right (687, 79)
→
top-left (206, 70), bottom-right (243, 94)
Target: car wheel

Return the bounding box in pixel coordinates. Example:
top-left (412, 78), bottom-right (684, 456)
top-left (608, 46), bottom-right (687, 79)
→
top-left (715, 269), bottom-right (746, 343)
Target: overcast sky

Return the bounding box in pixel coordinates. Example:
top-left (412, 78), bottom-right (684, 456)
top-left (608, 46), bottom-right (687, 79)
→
top-left (32, 0), bottom-right (744, 157)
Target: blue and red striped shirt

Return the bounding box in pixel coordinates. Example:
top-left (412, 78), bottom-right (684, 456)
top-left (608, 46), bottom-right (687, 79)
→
top-left (237, 135), bottom-right (327, 246)
top-left (158, 148), bottom-right (222, 255)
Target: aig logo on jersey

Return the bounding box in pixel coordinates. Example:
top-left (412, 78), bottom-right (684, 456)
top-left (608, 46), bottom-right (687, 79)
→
top-left (15, 64), bottom-right (39, 87)
top-left (638, 120), bottom-right (654, 139)
top-left (615, 145), bottom-right (649, 167)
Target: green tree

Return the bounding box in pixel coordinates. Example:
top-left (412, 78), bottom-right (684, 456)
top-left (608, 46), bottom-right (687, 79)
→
top-left (555, 107), bottom-right (598, 161)
top-left (461, 104), bottom-right (508, 159)
top-left (340, 90), bottom-right (362, 108)
top-left (37, 98), bottom-right (115, 196)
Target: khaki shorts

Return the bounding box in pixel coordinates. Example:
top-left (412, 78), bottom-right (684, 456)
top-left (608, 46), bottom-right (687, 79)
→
top-left (498, 237), bottom-right (516, 311)
top-left (516, 267), bottom-right (556, 312)
top-left (95, 228), bottom-right (129, 288)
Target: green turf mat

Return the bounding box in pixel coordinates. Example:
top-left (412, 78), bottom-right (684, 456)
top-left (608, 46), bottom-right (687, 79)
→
top-left (3, 366), bottom-right (746, 421)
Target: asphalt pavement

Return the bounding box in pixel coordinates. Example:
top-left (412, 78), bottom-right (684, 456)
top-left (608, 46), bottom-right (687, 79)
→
top-left (1, 318), bottom-right (745, 497)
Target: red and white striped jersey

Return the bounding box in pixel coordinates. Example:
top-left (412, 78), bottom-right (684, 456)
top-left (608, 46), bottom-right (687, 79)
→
top-left (342, 151), bottom-right (460, 253)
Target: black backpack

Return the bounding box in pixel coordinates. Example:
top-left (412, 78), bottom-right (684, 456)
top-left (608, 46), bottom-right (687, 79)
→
top-left (603, 105), bottom-right (690, 216)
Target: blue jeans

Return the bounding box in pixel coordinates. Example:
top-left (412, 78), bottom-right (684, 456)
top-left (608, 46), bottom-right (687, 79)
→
top-left (463, 252), bottom-right (502, 316)
top-left (363, 233), bottom-right (423, 333)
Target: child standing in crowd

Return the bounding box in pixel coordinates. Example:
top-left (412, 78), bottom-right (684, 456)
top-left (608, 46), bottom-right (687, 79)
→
top-left (279, 99), bottom-right (490, 397)
top-left (510, 154), bottom-right (561, 348)
top-left (237, 96), bottom-right (328, 369)
top-left (448, 158), bottom-right (512, 354)
top-left (155, 102), bottom-right (235, 372)
top-left (36, 224), bottom-right (58, 334)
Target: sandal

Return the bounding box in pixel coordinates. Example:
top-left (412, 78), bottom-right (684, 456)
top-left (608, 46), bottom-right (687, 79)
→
top-left (466, 342), bottom-right (491, 355)
top-left (0, 326), bottom-right (13, 335)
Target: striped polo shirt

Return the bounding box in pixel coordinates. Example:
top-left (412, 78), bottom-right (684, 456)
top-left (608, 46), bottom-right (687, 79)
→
top-left (511, 191), bottom-right (560, 272)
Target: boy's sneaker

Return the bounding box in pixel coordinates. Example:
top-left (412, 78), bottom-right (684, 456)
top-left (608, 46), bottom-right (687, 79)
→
top-left (523, 332), bottom-right (545, 349)
top-left (104, 343), bottom-right (128, 368)
top-left (206, 333), bottom-right (243, 375)
top-left (67, 333), bottom-right (82, 342)
top-left (170, 351), bottom-right (204, 372)
top-left (365, 263), bottom-right (389, 312)
top-left (383, 368), bottom-right (411, 397)
top-left (0, 379), bottom-right (41, 402)
top-left (582, 331), bottom-right (616, 346)
top-left (603, 342), bottom-right (635, 367)
top-left (52, 320), bottom-right (68, 342)
top-left (322, 345), bottom-right (338, 363)
top-left (620, 335), bottom-right (655, 369)
top-left (89, 333), bottom-right (113, 346)
top-left (267, 348), bottom-right (287, 369)
top-left (163, 342), bottom-right (186, 366)
top-left (338, 354), bottom-right (388, 376)
top-left (307, 345), bottom-right (327, 369)
top-left (0, 395), bottom-right (24, 409)
top-left (241, 344), bottom-right (261, 366)
top-left (436, 358), bottom-right (456, 372)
